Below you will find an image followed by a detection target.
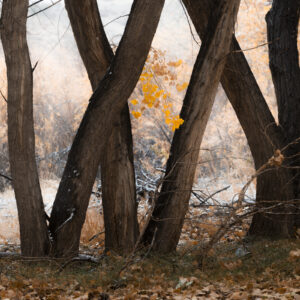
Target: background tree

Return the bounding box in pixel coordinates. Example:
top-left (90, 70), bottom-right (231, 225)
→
top-left (265, 0), bottom-right (300, 229)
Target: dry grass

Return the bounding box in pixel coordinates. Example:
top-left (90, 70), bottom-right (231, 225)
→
top-left (80, 207), bottom-right (104, 246)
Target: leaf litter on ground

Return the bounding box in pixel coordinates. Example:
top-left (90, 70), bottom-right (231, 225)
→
top-left (0, 238), bottom-right (299, 299)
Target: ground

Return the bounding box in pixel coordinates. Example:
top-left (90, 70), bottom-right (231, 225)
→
top-left (0, 239), bottom-right (299, 299)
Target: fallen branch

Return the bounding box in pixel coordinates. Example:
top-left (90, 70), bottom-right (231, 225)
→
top-left (57, 254), bottom-right (103, 272)
top-left (191, 185), bottom-right (230, 207)
top-left (0, 252), bottom-right (19, 258)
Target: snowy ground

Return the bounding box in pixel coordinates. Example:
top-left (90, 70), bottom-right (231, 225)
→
top-left (0, 178), bottom-right (255, 243)
top-left (0, 180), bottom-right (58, 242)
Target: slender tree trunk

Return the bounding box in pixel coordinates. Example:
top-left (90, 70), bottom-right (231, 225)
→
top-left (142, 0), bottom-right (241, 252)
top-left (266, 0), bottom-right (300, 229)
top-left (49, 0), bottom-right (165, 257)
top-left (183, 0), bottom-right (295, 237)
top-left (1, 0), bottom-right (49, 256)
top-left (64, 0), bottom-right (138, 254)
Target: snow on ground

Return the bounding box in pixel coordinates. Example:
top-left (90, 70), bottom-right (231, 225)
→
top-left (0, 180), bottom-right (58, 242)
top-left (0, 177), bottom-right (255, 242)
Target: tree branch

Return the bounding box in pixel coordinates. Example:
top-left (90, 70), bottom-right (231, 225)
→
top-left (28, 0), bottom-right (62, 18)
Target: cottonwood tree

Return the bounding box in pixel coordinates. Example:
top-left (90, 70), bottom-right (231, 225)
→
top-left (142, 0), bottom-right (299, 250)
top-left (141, 0), bottom-right (241, 252)
top-left (2, 0), bottom-right (298, 258)
top-left (1, 0), bottom-right (50, 256)
top-left (264, 0), bottom-right (300, 230)
top-left (48, 0), bottom-right (165, 257)
top-left (1, 0), bottom-right (165, 257)
top-left (64, 0), bottom-right (139, 255)
top-left (58, 0), bottom-right (299, 252)
top-left (183, 0), bottom-right (297, 237)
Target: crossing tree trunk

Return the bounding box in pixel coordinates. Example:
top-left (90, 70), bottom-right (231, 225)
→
top-left (49, 0), bottom-right (165, 257)
top-left (183, 0), bottom-right (295, 237)
top-left (142, 0), bottom-right (241, 252)
top-left (64, 0), bottom-right (139, 254)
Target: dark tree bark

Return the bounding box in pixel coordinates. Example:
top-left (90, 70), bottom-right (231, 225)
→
top-left (1, 0), bottom-right (49, 256)
top-left (142, 0), bottom-right (241, 252)
top-left (183, 0), bottom-right (295, 237)
top-left (49, 0), bottom-right (165, 257)
top-left (266, 0), bottom-right (300, 229)
top-left (64, 0), bottom-right (113, 87)
top-left (64, 0), bottom-right (139, 254)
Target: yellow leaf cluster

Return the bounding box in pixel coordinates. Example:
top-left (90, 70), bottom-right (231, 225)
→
top-left (176, 82), bottom-right (188, 92)
top-left (131, 111), bottom-right (141, 119)
top-left (165, 114), bottom-right (184, 132)
top-left (140, 74), bottom-right (165, 108)
top-left (129, 50), bottom-right (185, 131)
top-left (130, 99), bottom-right (138, 105)
top-left (168, 59), bottom-right (183, 68)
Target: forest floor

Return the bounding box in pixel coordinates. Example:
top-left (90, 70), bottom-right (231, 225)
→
top-left (0, 239), bottom-right (299, 299)
top-left (0, 182), bottom-right (298, 299)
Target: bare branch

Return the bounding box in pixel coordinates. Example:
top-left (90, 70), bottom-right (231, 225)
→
top-left (191, 185), bottom-right (231, 207)
top-left (0, 173), bottom-right (12, 181)
top-left (29, 0), bottom-right (44, 8)
top-left (28, 0), bottom-right (62, 18)
top-left (0, 90), bottom-right (7, 103)
top-left (103, 14), bottom-right (129, 27)
top-left (32, 60), bottom-right (39, 72)
top-left (179, 0), bottom-right (200, 46)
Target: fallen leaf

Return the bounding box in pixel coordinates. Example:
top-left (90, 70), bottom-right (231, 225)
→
top-left (289, 249), bottom-right (300, 261)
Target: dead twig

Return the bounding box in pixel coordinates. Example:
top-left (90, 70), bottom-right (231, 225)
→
top-left (89, 230), bottom-right (105, 242)
top-left (191, 185), bottom-right (230, 207)
top-left (57, 254), bottom-right (103, 272)
top-left (103, 14), bottom-right (129, 27)
top-left (28, 0), bottom-right (62, 18)
top-left (29, 0), bottom-right (44, 8)
top-left (0, 173), bottom-right (12, 181)
top-left (0, 90), bottom-right (7, 103)
top-left (198, 148), bottom-right (285, 267)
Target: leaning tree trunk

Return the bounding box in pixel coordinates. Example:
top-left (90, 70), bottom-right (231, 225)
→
top-left (49, 0), bottom-right (165, 257)
top-left (64, 0), bottom-right (139, 254)
top-left (142, 0), bottom-right (241, 252)
top-left (266, 0), bottom-right (300, 229)
top-left (183, 0), bottom-right (295, 238)
top-left (1, 0), bottom-right (49, 256)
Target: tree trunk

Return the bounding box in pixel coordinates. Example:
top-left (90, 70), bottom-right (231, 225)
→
top-left (1, 0), bottom-right (49, 256)
top-left (64, 0), bottom-right (138, 254)
top-left (142, 0), bottom-right (241, 252)
top-left (183, 0), bottom-right (295, 237)
top-left (49, 0), bottom-right (165, 257)
top-left (266, 0), bottom-right (300, 229)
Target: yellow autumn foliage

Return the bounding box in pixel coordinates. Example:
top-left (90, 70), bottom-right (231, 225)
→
top-left (130, 99), bottom-right (138, 105)
top-left (131, 111), bottom-right (141, 119)
top-left (129, 49), bottom-right (187, 131)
